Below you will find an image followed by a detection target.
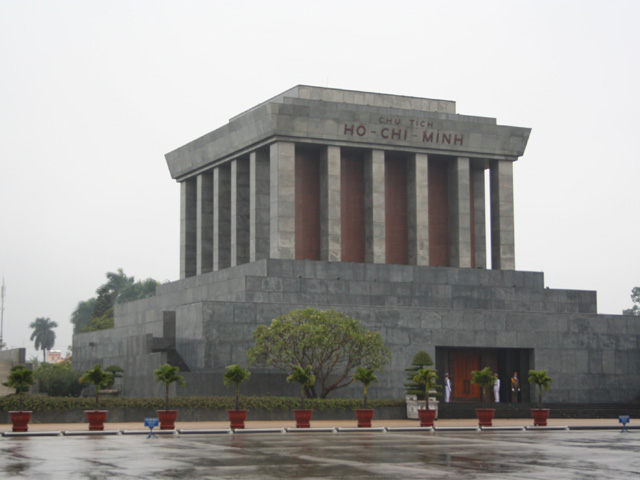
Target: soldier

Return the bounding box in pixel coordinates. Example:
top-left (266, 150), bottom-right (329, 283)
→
top-left (511, 372), bottom-right (520, 402)
top-left (493, 373), bottom-right (500, 402)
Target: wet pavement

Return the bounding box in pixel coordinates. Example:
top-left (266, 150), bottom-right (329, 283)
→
top-left (0, 425), bottom-right (638, 479)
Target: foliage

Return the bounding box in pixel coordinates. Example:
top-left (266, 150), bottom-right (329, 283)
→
top-left (223, 364), bottom-right (251, 410)
top-left (71, 269), bottom-right (160, 334)
top-left (154, 364), bottom-right (186, 411)
top-left (79, 365), bottom-right (113, 410)
top-left (622, 286), bottom-right (640, 316)
top-left (528, 369), bottom-right (553, 409)
top-left (248, 308), bottom-right (391, 399)
top-left (29, 317), bottom-right (58, 362)
top-left (470, 367), bottom-right (495, 403)
top-left (286, 365), bottom-right (316, 409)
top-left (2, 366), bottom-right (35, 411)
top-left (412, 368), bottom-right (439, 407)
top-left (33, 361), bottom-right (83, 397)
top-left (404, 350), bottom-right (434, 399)
top-left (353, 366), bottom-right (378, 409)
top-left (0, 395), bottom-right (404, 413)
top-left (80, 307), bottom-right (114, 333)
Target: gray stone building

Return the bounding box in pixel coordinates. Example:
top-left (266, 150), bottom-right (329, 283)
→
top-left (73, 86), bottom-right (640, 403)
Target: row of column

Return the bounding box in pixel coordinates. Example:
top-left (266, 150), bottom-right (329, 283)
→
top-left (180, 141), bottom-right (515, 279)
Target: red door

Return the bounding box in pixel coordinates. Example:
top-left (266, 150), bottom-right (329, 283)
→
top-left (453, 353), bottom-right (481, 401)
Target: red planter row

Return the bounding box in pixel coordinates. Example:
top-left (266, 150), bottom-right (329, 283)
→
top-left (6, 408), bottom-right (552, 431)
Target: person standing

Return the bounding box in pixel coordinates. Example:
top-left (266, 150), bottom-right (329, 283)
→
top-left (511, 372), bottom-right (520, 402)
top-left (444, 372), bottom-right (451, 403)
top-left (493, 373), bottom-right (500, 403)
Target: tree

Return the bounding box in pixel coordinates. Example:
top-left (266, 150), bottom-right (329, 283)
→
top-left (29, 317), bottom-right (58, 362)
top-left (471, 366), bottom-right (495, 403)
top-left (79, 365), bottom-right (113, 410)
top-left (528, 369), bottom-right (553, 409)
top-left (70, 298), bottom-right (96, 334)
top-left (404, 350), bottom-right (434, 398)
top-left (622, 286), bottom-right (640, 316)
top-left (287, 365), bottom-right (316, 409)
top-left (3, 366), bottom-right (35, 411)
top-left (248, 308), bottom-right (391, 399)
top-left (353, 366), bottom-right (378, 409)
top-left (34, 361), bottom-right (83, 397)
top-left (71, 269), bottom-right (160, 334)
top-left (413, 368), bottom-right (439, 408)
top-left (154, 363), bottom-right (186, 411)
top-left (223, 364), bottom-right (251, 410)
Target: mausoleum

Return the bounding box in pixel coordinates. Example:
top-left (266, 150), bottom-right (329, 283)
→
top-left (73, 86), bottom-right (640, 404)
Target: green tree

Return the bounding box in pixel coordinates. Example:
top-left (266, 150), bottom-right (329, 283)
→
top-left (404, 350), bottom-right (434, 399)
top-left (34, 361), bottom-right (83, 397)
top-left (470, 366), bottom-right (495, 403)
top-left (413, 368), bottom-right (439, 406)
top-left (29, 317), bottom-right (58, 363)
top-left (528, 369), bottom-right (553, 409)
top-left (71, 269), bottom-right (159, 334)
top-left (79, 365), bottom-right (113, 410)
top-left (223, 364), bottom-right (251, 410)
top-left (70, 299), bottom-right (96, 334)
top-left (622, 286), bottom-right (640, 316)
top-left (353, 366), bottom-right (378, 409)
top-left (154, 363), bottom-right (186, 411)
top-left (3, 366), bottom-right (35, 411)
top-left (286, 365), bottom-right (316, 409)
top-left (248, 308), bottom-right (391, 399)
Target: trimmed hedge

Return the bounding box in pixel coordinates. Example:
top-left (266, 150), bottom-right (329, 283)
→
top-left (0, 395), bottom-right (404, 413)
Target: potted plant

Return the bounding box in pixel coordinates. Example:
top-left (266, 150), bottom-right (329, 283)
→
top-left (287, 365), bottom-right (316, 428)
top-left (413, 368), bottom-right (439, 427)
top-left (403, 351), bottom-right (434, 418)
top-left (3, 365), bottom-right (35, 432)
top-left (353, 366), bottom-right (378, 428)
top-left (79, 364), bottom-right (114, 431)
top-left (528, 369), bottom-right (553, 426)
top-left (470, 366), bottom-right (496, 427)
top-left (223, 364), bottom-right (250, 429)
top-left (153, 363), bottom-right (186, 430)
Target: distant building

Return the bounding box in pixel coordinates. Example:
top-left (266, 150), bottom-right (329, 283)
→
top-left (46, 350), bottom-right (64, 363)
top-left (73, 86), bottom-right (640, 403)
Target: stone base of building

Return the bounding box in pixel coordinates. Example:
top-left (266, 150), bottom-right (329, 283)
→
top-left (73, 259), bottom-right (640, 403)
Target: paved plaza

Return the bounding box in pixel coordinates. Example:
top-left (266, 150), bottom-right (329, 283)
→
top-left (0, 420), bottom-right (638, 479)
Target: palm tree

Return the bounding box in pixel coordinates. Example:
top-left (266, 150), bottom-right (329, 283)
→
top-left (154, 363), bottom-right (186, 411)
top-left (528, 369), bottom-right (553, 409)
top-left (287, 365), bottom-right (316, 409)
top-left (29, 317), bottom-right (58, 362)
top-left (353, 367), bottom-right (378, 409)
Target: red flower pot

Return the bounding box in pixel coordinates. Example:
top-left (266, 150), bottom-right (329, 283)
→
top-left (85, 410), bottom-right (108, 431)
top-left (9, 411), bottom-right (32, 432)
top-left (475, 408), bottom-right (495, 427)
top-left (293, 409), bottom-right (313, 428)
top-left (531, 408), bottom-right (550, 426)
top-left (417, 408), bottom-right (436, 427)
top-left (227, 409), bottom-right (248, 429)
top-left (355, 409), bottom-right (375, 428)
top-left (157, 410), bottom-right (179, 430)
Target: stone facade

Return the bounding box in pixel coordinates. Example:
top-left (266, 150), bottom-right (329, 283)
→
top-left (73, 86), bottom-right (640, 404)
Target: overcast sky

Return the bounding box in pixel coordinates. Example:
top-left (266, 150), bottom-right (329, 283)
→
top-left (1, 0), bottom-right (639, 361)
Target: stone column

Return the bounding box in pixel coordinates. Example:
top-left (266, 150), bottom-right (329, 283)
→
top-left (270, 141), bottom-right (296, 259)
top-left (320, 146), bottom-right (341, 262)
top-left (196, 171), bottom-right (214, 275)
top-left (364, 149), bottom-right (385, 264)
top-left (490, 160), bottom-right (515, 270)
top-left (180, 177), bottom-right (197, 279)
top-left (407, 153), bottom-right (429, 266)
top-left (213, 164), bottom-right (231, 270)
top-left (250, 149), bottom-right (270, 262)
top-left (472, 166), bottom-right (487, 269)
top-left (449, 157), bottom-right (472, 268)
top-left (231, 158), bottom-right (250, 266)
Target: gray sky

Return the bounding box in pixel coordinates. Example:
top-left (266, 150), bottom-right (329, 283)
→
top-left (1, 0), bottom-right (639, 361)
